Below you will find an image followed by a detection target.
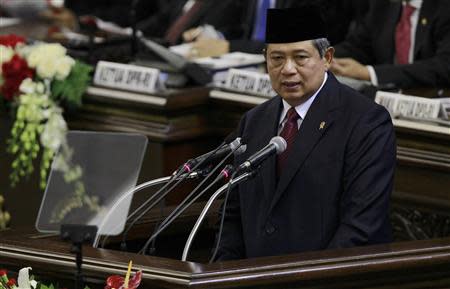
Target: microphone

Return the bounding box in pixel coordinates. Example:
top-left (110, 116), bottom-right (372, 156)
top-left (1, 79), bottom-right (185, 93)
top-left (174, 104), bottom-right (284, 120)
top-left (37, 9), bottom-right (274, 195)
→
top-left (139, 164), bottom-right (235, 255)
top-left (238, 136), bottom-right (287, 172)
top-left (183, 135), bottom-right (246, 171)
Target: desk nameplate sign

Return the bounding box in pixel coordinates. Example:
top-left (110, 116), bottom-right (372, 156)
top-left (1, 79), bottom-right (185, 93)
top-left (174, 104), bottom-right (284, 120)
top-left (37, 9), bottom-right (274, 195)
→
top-left (94, 61), bottom-right (161, 94)
top-left (375, 91), bottom-right (444, 120)
top-left (223, 69), bottom-right (276, 98)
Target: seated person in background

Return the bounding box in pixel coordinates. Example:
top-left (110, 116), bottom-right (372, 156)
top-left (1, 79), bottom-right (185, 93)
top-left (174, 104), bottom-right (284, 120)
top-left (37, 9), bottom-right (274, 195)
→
top-left (0, 0), bottom-right (48, 18)
top-left (216, 7), bottom-right (395, 261)
top-left (138, 0), bottom-right (243, 45)
top-left (64, 0), bottom-right (159, 28)
top-left (38, 0), bottom-right (160, 31)
top-left (317, 0), bottom-right (370, 45)
top-left (331, 0), bottom-right (450, 91)
top-left (182, 0), bottom-right (298, 55)
top-left (182, 0), bottom-right (369, 58)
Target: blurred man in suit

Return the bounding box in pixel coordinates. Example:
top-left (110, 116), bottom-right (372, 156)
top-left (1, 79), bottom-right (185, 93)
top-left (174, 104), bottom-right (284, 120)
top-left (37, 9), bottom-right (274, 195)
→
top-left (138, 0), bottom-right (243, 46)
top-left (216, 7), bottom-right (396, 261)
top-left (331, 0), bottom-right (450, 90)
top-left (182, 0), bottom-right (369, 57)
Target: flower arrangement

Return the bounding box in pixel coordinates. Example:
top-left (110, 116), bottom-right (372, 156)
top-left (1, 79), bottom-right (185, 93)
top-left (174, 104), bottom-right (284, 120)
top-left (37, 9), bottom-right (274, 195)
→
top-left (104, 261), bottom-right (142, 289)
top-left (0, 263), bottom-right (142, 289)
top-left (0, 34), bottom-right (92, 189)
top-left (0, 267), bottom-right (70, 289)
top-left (0, 194), bottom-right (11, 230)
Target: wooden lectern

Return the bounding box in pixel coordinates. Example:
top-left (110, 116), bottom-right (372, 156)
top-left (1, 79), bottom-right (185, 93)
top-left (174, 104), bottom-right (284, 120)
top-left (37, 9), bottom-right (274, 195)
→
top-left (2, 227), bottom-right (450, 289)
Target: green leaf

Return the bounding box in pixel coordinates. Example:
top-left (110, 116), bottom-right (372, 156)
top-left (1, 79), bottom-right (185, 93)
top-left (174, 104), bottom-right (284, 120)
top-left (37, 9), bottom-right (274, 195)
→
top-left (51, 60), bottom-right (93, 108)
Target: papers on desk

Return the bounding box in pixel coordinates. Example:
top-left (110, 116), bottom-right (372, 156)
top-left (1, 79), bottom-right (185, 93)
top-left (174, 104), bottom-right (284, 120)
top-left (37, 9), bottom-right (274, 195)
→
top-left (375, 91), bottom-right (450, 126)
top-left (0, 17), bottom-right (21, 27)
top-left (336, 75), bottom-right (372, 91)
top-left (193, 52), bottom-right (265, 70)
top-left (169, 44), bottom-right (265, 70)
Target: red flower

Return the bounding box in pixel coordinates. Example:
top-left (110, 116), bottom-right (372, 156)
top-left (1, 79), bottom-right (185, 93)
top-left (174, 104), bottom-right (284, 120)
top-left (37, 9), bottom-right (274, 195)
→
top-left (1, 54), bottom-right (35, 101)
top-left (7, 278), bottom-right (16, 287)
top-left (105, 271), bottom-right (142, 289)
top-left (0, 34), bottom-right (26, 48)
top-left (105, 275), bottom-right (123, 289)
top-left (0, 269), bottom-right (6, 276)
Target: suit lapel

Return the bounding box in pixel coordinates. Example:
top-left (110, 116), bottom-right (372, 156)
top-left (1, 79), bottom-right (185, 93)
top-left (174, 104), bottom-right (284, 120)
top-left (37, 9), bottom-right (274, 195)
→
top-left (267, 74), bottom-right (340, 214)
top-left (244, 0), bottom-right (258, 39)
top-left (413, 0), bottom-right (433, 58)
top-left (382, 1), bottom-right (402, 62)
top-left (254, 97), bottom-right (282, 205)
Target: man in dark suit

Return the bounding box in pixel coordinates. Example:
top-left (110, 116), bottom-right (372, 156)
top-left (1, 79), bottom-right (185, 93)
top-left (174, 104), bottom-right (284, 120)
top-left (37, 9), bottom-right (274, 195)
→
top-left (216, 7), bottom-right (396, 261)
top-left (331, 0), bottom-right (450, 90)
top-left (138, 0), bottom-right (243, 46)
top-left (64, 0), bottom-right (160, 28)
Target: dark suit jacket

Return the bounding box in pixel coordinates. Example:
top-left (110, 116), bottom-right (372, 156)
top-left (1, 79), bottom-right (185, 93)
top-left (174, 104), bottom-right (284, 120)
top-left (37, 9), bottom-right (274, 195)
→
top-left (138, 0), bottom-right (243, 45)
top-left (217, 73), bottom-right (396, 260)
top-left (65, 0), bottom-right (160, 27)
top-left (334, 0), bottom-right (450, 89)
top-left (229, 0), bottom-right (297, 53)
top-left (230, 0), bottom-right (370, 53)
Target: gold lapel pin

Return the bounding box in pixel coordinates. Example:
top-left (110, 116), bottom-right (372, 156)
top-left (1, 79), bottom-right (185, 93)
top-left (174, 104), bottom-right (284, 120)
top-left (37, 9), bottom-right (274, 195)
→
top-left (421, 18), bottom-right (427, 26)
top-left (319, 121), bottom-right (326, 130)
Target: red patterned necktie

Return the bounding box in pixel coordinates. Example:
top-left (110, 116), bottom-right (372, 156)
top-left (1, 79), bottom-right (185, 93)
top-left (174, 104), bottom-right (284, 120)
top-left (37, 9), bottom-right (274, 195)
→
top-left (277, 107), bottom-right (300, 177)
top-left (395, 3), bottom-right (416, 64)
top-left (165, 1), bottom-right (203, 45)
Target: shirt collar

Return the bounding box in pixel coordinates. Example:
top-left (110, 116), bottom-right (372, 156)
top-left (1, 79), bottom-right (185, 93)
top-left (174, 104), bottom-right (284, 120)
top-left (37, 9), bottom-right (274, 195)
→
top-left (405, 0), bottom-right (422, 9)
top-left (279, 72), bottom-right (328, 124)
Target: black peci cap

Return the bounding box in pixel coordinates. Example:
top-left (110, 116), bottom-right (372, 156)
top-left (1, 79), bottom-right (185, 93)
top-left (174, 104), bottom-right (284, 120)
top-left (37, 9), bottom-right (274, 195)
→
top-left (265, 7), bottom-right (328, 44)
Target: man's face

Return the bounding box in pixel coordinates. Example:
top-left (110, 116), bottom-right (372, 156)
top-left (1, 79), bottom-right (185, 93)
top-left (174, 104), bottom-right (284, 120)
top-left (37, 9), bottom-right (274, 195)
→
top-left (266, 40), bottom-right (333, 107)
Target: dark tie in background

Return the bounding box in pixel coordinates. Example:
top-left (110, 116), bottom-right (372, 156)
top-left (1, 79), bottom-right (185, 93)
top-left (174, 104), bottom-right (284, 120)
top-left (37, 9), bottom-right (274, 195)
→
top-left (252, 0), bottom-right (271, 41)
top-left (277, 107), bottom-right (300, 177)
top-left (395, 3), bottom-right (416, 65)
top-left (165, 1), bottom-right (203, 45)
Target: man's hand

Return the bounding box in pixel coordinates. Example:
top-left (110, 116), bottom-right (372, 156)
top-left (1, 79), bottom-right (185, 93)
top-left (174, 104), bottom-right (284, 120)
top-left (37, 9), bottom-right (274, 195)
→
top-left (189, 37), bottom-right (229, 59)
top-left (330, 58), bottom-right (370, 81)
top-left (39, 7), bottom-right (78, 30)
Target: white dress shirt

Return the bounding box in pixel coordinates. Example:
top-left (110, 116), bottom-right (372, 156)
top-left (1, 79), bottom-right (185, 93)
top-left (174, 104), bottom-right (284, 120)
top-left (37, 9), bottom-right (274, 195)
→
top-left (278, 73), bottom-right (328, 133)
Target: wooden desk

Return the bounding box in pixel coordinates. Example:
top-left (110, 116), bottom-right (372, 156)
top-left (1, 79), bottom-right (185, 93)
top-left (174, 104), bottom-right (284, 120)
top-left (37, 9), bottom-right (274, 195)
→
top-left (2, 228), bottom-right (450, 289)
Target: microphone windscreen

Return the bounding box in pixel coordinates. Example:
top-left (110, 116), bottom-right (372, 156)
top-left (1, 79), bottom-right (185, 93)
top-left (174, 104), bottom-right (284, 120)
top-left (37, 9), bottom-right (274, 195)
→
top-left (270, 136), bottom-right (287, 154)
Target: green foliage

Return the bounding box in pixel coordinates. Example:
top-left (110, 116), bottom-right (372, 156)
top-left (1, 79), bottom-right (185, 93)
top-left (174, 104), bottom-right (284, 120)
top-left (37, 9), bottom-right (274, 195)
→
top-left (40, 147), bottom-right (55, 189)
top-left (38, 284), bottom-right (55, 289)
top-left (7, 95), bottom-right (47, 187)
top-left (51, 61), bottom-right (93, 108)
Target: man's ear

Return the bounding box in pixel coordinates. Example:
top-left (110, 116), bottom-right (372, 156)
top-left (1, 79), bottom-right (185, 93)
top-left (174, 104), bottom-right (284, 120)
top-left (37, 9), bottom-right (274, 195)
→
top-left (324, 46), bottom-right (335, 70)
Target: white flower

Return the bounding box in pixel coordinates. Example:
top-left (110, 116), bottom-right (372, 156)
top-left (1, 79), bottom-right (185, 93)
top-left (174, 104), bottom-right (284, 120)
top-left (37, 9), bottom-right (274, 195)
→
top-left (26, 43), bottom-right (74, 79)
top-left (36, 57), bottom-right (58, 79)
top-left (55, 55), bottom-right (75, 80)
top-left (17, 267), bottom-right (37, 289)
top-left (40, 107), bottom-right (68, 151)
top-left (0, 45), bottom-right (14, 65)
top-left (19, 78), bottom-right (45, 95)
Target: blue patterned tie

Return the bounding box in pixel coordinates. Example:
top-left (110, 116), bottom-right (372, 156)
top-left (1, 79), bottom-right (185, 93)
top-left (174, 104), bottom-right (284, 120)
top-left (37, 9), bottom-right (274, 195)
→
top-left (252, 0), bottom-right (271, 41)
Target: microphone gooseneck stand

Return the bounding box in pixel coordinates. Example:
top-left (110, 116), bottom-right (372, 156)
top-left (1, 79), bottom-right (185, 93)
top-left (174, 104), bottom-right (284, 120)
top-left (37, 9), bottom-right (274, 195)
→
top-left (138, 149), bottom-right (239, 255)
top-left (181, 171), bottom-right (256, 261)
top-left (95, 171), bottom-right (204, 248)
top-left (119, 142), bottom-right (230, 250)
